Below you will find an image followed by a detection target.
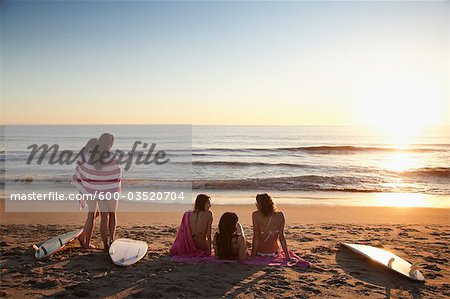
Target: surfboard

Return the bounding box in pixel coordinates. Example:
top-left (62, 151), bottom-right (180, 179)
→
top-left (342, 243), bottom-right (425, 281)
top-left (109, 238), bottom-right (148, 266)
top-left (33, 229), bottom-right (83, 259)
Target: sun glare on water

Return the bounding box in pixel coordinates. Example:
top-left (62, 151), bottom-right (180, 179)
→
top-left (383, 152), bottom-right (419, 173)
top-left (372, 193), bottom-right (445, 208)
top-left (355, 74), bottom-right (445, 172)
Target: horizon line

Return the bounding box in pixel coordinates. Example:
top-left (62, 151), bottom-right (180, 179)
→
top-left (1, 123), bottom-right (449, 128)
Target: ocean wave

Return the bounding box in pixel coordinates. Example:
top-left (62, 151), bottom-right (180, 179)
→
top-left (1, 144), bottom-right (445, 162)
top-left (191, 176), bottom-right (448, 194)
top-left (3, 176), bottom-right (68, 183)
top-left (279, 146), bottom-right (439, 153)
top-left (193, 145), bottom-right (443, 154)
top-left (3, 168), bottom-right (449, 195)
top-left (192, 175), bottom-right (388, 192)
top-left (400, 167), bottom-right (450, 179)
top-left (192, 161), bottom-right (310, 168)
top-left (2, 179), bottom-right (448, 195)
top-left (0, 175), bottom-right (387, 193)
top-left (413, 144), bottom-right (450, 147)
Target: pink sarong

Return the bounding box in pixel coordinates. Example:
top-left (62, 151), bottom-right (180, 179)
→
top-left (169, 211), bottom-right (207, 257)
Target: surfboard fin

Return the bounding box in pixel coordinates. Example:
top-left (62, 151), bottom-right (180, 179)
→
top-left (136, 248), bottom-right (140, 258)
top-left (32, 244), bottom-right (39, 251)
top-left (410, 261), bottom-right (421, 272)
top-left (388, 257), bottom-right (395, 268)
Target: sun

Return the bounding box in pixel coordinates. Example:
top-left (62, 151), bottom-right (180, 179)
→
top-left (355, 74), bottom-right (445, 145)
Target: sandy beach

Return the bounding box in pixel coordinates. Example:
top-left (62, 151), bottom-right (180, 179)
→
top-left (0, 195), bottom-right (449, 298)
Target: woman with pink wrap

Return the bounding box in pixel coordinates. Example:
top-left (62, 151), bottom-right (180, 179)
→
top-left (170, 194), bottom-right (213, 256)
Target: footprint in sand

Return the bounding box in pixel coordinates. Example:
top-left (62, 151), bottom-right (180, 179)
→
top-left (300, 285), bottom-right (321, 294)
top-left (402, 228), bottom-right (420, 232)
top-left (322, 275), bottom-right (349, 287)
top-left (424, 256), bottom-right (448, 264)
top-left (311, 246), bottom-right (335, 255)
top-left (424, 264), bottom-right (441, 271)
top-left (298, 236), bottom-right (314, 242)
top-left (32, 279), bottom-right (60, 289)
top-left (73, 290), bottom-right (91, 297)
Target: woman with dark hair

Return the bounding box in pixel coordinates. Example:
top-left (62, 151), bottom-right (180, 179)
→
top-left (189, 194), bottom-right (213, 253)
top-left (251, 193), bottom-right (292, 260)
top-left (213, 212), bottom-right (247, 262)
top-left (170, 194), bottom-right (213, 256)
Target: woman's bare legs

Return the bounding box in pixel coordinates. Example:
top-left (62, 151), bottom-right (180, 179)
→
top-left (78, 200), bottom-right (99, 248)
top-left (108, 199), bottom-right (118, 245)
top-left (108, 212), bottom-right (116, 243)
top-left (100, 212), bottom-right (109, 251)
top-left (99, 199), bottom-right (118, 251)
top-left (82, 200), bottom-right (99, 249)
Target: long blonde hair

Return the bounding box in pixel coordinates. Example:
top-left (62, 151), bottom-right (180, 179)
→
top-left (92, 133), bottom-right (114, 170)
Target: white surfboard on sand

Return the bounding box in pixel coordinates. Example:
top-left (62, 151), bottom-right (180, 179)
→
top-left (109, 238), bottom-right (148, 266)
top-left (342, 243), bottom-right (425, 282)
top-left (33, 229), bottom-right (83, 259)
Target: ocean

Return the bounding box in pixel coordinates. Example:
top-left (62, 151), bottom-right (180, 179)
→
top-left (1, 125), bottom-right (449, 208)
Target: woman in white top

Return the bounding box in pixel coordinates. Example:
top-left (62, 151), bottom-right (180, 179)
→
top-left (251, 193), bottom-right (291, 260)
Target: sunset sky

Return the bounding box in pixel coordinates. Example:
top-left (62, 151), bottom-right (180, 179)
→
top-left (1, 1), bottom-right (448, 127)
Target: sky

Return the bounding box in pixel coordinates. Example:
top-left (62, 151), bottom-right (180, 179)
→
top-left (1, 0), bottom-right (448, 126)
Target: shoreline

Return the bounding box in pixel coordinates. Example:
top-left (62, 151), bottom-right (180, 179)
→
top-left (3, 188), bottom-right (449, 208)
top-left (1, 198), bottom-right (449, 226)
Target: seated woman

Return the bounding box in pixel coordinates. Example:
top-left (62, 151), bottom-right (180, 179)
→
top-left (251, 193), bottom-right (292, 260)
top-left (213, 212), bottom-right (247, 262)
top-left (170, 194), bottom-right (213, 256)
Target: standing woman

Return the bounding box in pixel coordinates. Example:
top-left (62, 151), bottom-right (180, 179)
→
top-left (71, 137), bottom-right (99, 249)
top-left (89, 133), bottom-right (122, 251)
top-left (251, 193), bottom-right (292, 260)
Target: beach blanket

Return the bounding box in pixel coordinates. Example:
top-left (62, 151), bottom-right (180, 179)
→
top-left (171, 250), bottom-right (310, 268)
top-left (169, 211), bottom-right (208, 257)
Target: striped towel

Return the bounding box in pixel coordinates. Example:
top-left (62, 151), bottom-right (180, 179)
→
top-left (71, 152), bottom-right (122, 210)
